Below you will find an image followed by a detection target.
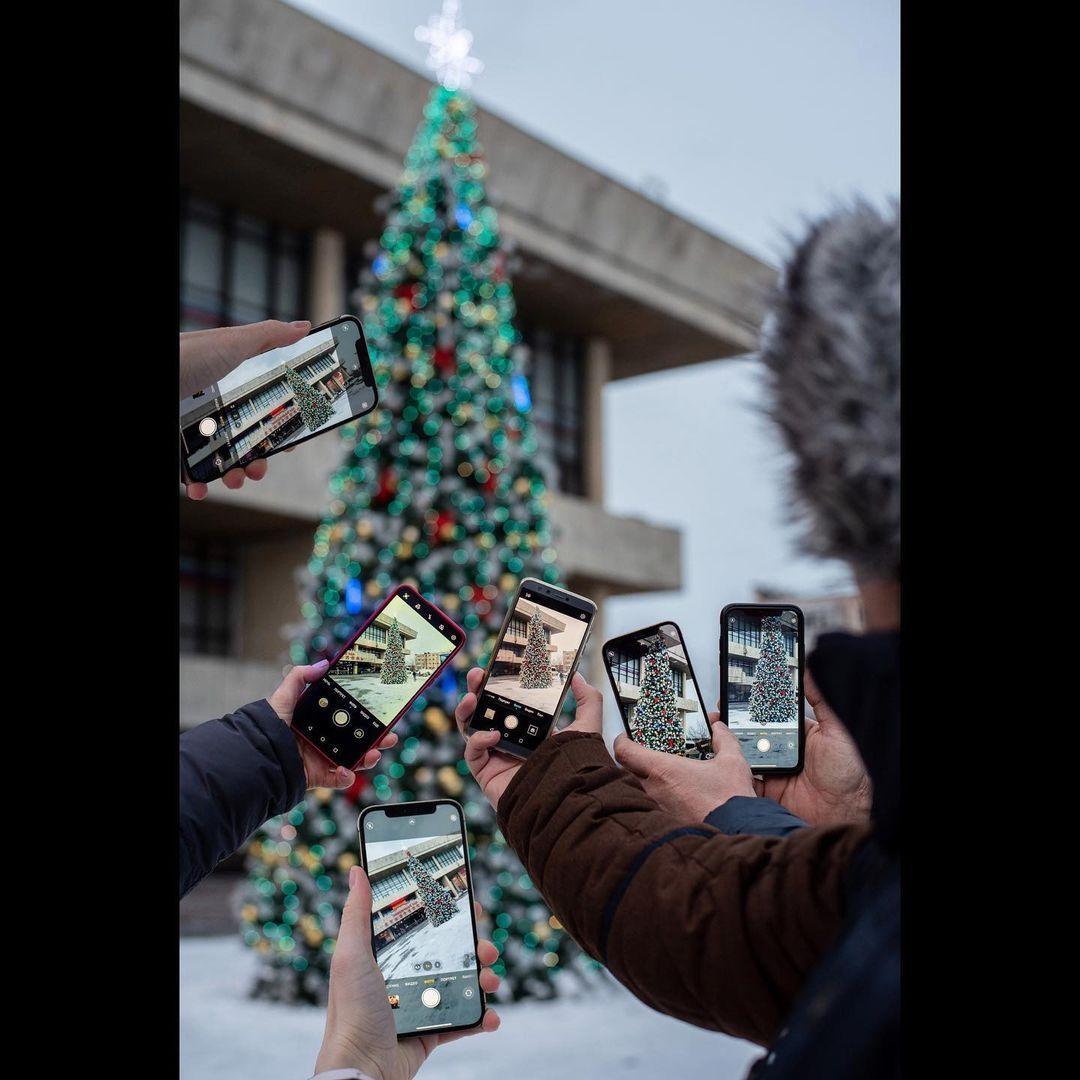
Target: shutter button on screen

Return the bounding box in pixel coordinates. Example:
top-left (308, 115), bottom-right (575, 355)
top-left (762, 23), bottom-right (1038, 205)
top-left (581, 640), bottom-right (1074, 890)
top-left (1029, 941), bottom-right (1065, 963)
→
top-left (757, 738), bottom-right (771, 753)
top-left (198, 417), bottom-right (218, 437)
top-left (421, 988), bottom-right (441, 1008)
top-left (333, 710), bottom-right (350, 727)
top-left (504, 715), bottom-right (519, 731)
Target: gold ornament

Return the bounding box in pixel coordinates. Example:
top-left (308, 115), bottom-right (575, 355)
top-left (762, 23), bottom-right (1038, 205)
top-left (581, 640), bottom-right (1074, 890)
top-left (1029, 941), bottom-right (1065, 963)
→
top-left (425, 707), bottom-right (452, 734)
top-left (338, 852), bottom-right (358, 871)
top-left (241, 904), bottom-right (258, 923)
top-left (438, 765), bottom-right (464, 795)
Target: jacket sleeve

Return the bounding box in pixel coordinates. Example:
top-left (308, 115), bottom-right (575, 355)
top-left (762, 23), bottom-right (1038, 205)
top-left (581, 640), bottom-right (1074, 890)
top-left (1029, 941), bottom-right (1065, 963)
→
top-left (180, 700), bottom-right (307, 898)
top-left (705, 795), bottom-right (807, 838)
top-left (496, 731), bottom-right (871, 1046)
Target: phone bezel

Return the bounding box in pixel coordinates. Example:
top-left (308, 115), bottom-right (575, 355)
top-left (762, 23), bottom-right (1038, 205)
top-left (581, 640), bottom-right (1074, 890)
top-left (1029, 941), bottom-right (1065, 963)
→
top-left (292, 585), bottom-right (465, 769)
top-left (718, 602), bottom-right (805, 776)
top-left (179, 314), bottom-right (379, 484)
top-left (467, 577), bottom-right (597, 760)
top-left (356, 798), bottom-right (486, 1039)
top-left (601, 620), bottom-right (713, 756)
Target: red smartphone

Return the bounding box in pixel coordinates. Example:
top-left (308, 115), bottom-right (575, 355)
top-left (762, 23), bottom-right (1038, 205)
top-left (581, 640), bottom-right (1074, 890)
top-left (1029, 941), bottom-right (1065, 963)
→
top-left (293, 585), bottom-right (465, 769)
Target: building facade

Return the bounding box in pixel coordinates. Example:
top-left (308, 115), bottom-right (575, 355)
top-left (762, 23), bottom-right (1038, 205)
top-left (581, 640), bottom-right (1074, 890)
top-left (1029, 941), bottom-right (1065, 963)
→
top-left (726, 610), bottom-right (800, 705)
top-left (369, 837), bottom-right (467, 947)
top-left (332, 612), bottom-right (419, 675)
top-left (608, 643), bottom-right (704, 753)
top-left (753, 588), bottom-right (865, 654)
top-left (491, 600), bottom-right (564, 677)
top-left (178, 0), bottom-right (775, 729)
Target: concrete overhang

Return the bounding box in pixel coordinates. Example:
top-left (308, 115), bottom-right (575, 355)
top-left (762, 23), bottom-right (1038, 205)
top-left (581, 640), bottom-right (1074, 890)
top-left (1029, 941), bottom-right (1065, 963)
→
top-left (179, 0), bottom-right (776, 380)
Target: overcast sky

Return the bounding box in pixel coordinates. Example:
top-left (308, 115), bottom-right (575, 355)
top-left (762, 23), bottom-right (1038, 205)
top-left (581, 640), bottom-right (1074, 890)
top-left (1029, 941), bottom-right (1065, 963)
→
top-left (287, 0), bottom-right (900, 712)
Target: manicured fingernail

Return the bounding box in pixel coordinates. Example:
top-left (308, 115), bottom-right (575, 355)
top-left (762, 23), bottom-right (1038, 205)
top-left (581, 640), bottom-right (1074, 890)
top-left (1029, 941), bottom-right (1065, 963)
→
top-left (338, 766), bottom-right (354, 782)
top-left (349, 866), bottom-right (360, 889)
top-left (313, 658), bottom-right (330, 672)
top-left (290, 320), bottom-right (311, 329)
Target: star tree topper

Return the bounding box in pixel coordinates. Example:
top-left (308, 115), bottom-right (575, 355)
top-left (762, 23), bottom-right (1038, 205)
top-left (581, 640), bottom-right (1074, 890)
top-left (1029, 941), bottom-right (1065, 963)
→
top-left (415, 0), bottom-right (484, 91)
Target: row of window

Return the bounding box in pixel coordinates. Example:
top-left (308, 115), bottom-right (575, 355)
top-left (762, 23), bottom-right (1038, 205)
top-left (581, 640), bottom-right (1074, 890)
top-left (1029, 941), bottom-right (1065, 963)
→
top-left (369, 849), bottom-right (462, 903)
top-left (362, 625), bottom-right (388, 645)
top-left (610, 651), bottom-right (686, 695)
top-left (728, 617), bottom-right (797, 656)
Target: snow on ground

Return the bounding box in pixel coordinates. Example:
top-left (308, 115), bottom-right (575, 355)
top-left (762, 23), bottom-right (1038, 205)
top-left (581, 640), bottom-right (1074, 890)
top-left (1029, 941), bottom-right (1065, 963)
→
top-left (334, 672), bottom-right (423, 723)
top-left (485, 675), bottom-right (569, 715)
top-left (377, 896), bottom-right (476, 979)
top-left (181, 936), bottom-right (760, 1080)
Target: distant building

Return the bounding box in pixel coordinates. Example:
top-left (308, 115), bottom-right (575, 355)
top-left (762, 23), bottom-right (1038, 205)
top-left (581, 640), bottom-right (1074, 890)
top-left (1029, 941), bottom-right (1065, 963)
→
top-left (368, 836), bottom-right (467, 948)
top-left (492, 600), bottom-right (565, 677)
top-left (414, 652), bottom-right (448, 674)
top-left (559, 649), bottom-right (578, 674)
top-left (334, 612), bottom-right (418, 675)
top-left (753, 587), bottom-right (865, 653)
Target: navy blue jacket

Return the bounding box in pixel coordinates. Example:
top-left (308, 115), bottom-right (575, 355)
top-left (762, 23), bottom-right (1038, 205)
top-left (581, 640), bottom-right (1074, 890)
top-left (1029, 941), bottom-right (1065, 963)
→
top-left (179, 700), bottom-right (306, 898)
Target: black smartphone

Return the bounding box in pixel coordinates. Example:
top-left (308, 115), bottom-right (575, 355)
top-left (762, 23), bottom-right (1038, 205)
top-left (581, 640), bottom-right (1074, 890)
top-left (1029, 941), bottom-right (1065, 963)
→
top-left (720, 603), bottom-right (805, 775)
top-left (358, 800), bottom-right (485, 1038)
top-left (467, 577), bottom-right (597, 759)
top-left (602, 621), bottom-right (713, 758)
top-left (293, 586), bottom-right (465, 769)
top-left (179, 315), bottom-right (378, 484)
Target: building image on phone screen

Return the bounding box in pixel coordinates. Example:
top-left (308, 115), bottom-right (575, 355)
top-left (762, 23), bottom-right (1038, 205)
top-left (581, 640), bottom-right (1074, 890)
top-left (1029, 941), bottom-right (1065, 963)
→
top-left (326, 593), bottom-right (454, 724)
top-left (485, 596), bottom-right (589, 714)
top-left (609, 625), bottom-right (711, 757)
top-left (726, 609), bottom-right (800, 768)
top-left (179, 322), bottom-right (372, 482)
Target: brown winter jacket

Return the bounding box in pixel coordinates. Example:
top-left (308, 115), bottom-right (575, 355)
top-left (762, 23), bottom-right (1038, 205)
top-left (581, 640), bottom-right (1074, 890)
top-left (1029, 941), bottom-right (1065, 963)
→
top-left (496, 730), bottom-right (873, 1047)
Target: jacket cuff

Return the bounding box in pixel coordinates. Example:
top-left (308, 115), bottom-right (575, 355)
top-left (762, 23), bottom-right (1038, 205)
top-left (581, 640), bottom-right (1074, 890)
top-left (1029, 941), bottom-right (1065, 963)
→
top-left (704, 795), bottom-right (807, 838)
top-left (497, 730), bottom-right (609, 835)
top-left (243, 698), bottom-right (308, 810)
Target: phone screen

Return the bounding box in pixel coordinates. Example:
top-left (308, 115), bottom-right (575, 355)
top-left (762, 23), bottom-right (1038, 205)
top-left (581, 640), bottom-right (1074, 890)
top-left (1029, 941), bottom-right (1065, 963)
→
top-left (179, 316), bottom-right (376, 483)
top-left (723, 606), bottom-right (803, 770)
top-left (469, 581), bottom-right (595, 755)
top-left (360, 802), bottom-right (484, 1037)
top-left (293, 587), bottom-right (462, 768)
top-left (603, 622), bottom-right (713, 758)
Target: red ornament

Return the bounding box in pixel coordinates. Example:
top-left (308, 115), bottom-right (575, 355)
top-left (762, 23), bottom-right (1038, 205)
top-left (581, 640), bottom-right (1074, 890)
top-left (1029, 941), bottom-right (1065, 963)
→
top-left (434, 345), bottom-right (455, 375)
top-left (342, 771), bottom-right (369, 804)
top-left (376, 466), bottom-right (398, 504)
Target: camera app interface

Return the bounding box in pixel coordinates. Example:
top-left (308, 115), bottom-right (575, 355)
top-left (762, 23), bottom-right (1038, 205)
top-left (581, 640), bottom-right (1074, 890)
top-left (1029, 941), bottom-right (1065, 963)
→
top-left (472, 587), bottom-right (593, 752)
top-left (725, 608), bottom-right (801, 769)
top-left (606, 624), bottom-right (712, 758)
top-left (362, 805), bottom-right (482, 1036)
top-left (297, 590), bottom-right (459, 766)
top-left (180, 320), bottom-right (374, 483)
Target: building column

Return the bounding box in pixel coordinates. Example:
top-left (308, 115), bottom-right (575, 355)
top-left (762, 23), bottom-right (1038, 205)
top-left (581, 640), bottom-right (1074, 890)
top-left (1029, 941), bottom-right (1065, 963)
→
top-left (310, 227), bottom-right (347, 323)
top-left (583, 337), bottom-right (612, 504)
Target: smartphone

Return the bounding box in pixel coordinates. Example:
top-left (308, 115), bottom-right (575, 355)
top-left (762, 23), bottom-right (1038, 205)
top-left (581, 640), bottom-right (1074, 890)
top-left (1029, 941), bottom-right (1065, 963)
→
top-left (602, 621), bottom-right (713, 758)
top-left (293, 586), bottom-right (464, 769)
top-left (179, 315), bottom-right (378, 484)
top-left (358, 799), bottom-right (484, 1038)
top-left (719, 603), bottom-right (805, 774)
top-left (467, 578), bottom-right (597, 759)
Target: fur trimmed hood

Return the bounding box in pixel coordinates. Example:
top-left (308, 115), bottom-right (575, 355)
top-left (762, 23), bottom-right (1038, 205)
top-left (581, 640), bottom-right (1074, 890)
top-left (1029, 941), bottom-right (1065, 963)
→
top-left (759, 200), bottom-right (900, 581)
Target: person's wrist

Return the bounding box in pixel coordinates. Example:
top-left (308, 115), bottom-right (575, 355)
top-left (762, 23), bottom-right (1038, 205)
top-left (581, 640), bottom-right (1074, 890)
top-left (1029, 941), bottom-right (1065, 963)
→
top-left (314, 1035), bottom-right (388, 1080)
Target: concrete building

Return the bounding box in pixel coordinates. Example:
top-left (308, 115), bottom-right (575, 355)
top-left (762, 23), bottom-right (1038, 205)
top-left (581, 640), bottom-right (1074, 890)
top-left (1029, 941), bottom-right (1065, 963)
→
top-left (414, 652), bottom-right (447, 674)
top-left (369, 836), bottom-right (467, 947)
top-left (725, 610), bottom-right (800, 705)
top-left (491, 600), bottom-right (564, 677)
top-left (753, 588), bottom-right (865, 653)
top-left (333, 610), bottom-right (418, 675)
top-left (178, 0), bottom-right (775, 729)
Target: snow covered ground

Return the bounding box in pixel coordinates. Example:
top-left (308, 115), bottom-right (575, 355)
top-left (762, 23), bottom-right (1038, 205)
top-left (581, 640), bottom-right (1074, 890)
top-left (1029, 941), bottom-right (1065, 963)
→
top-left (377, 896), bottom-right (476, 979)
top-left (334, 672), bottom-right (423, 723)
top-left (485, 675), bottom-right (568, 715)
top-left (181, 937), bottom-right (760, 1080)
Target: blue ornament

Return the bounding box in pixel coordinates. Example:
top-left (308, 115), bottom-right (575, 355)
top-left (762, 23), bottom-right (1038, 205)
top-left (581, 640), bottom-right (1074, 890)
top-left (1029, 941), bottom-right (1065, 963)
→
top-left (345, 578), bottom-right (365, 615)
top-left (455, 205), bottom-right (473, 229)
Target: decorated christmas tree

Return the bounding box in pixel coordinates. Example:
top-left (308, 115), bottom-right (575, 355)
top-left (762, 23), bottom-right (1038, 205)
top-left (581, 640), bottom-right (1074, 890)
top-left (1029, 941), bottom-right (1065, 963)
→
top-left (285, 365), bottom-right (333, 432)
top-left (519, 606), bottom-right (552, 689)
top-left (406, 849), bottom-right (457, 927)
top-left (634, 646), bottom-right (682, 753)
top-left (749, 616), bottom-right (797, 724)
top-left (240, 4), bottom-right (599, 1006)
top-left (380, 618), bottom-right (408, 684)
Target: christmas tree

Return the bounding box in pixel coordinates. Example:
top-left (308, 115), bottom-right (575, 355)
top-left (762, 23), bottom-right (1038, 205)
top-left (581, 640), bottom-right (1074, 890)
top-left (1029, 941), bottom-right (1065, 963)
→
top-left (749, 616), bottom-right (797, 724)
top-left (380, 617), bottom-right (408, 684)
top-left (285, 365), bottom-right (333, 432)
top-left (406, 849), bottom-right (457, 927)
top-left (519, 606), bottom-right (552, 689)
top-left (241, 26), bottom-right (599, 1005)
top-left (634, 646), bottom-right (682, 753)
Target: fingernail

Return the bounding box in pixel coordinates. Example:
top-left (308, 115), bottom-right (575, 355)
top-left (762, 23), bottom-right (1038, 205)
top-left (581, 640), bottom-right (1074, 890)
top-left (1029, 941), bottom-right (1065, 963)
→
top-left (290, 320), bottom-right (311, 329)
top-left (338, 766), bottom-right (354, 782)
top-left (313, 658), bottom-right (330, 672)
top-left (349, 865), bottom-right (360, 889)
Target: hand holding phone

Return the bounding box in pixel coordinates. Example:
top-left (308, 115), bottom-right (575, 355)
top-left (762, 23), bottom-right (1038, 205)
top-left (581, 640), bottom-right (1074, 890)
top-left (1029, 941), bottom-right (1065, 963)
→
top-left (602, 621), bottom-right (712, 759)
top-left (180, 315), bottom-right (377, 487)
top-left (292, 586), bottom-right (464, 770)
top-left (465, 578), bottom-right (597, 759)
